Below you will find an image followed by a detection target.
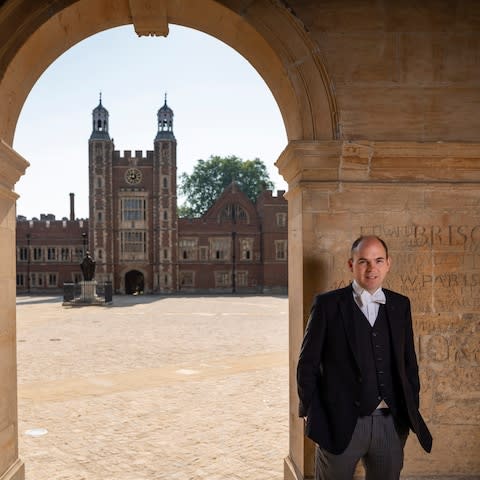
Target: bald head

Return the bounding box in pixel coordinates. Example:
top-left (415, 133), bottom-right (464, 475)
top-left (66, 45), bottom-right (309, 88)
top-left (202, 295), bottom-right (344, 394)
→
top-left (348, 236), bottom-right (391, 293)
top-left (351, 235), bottom-right (389, 259)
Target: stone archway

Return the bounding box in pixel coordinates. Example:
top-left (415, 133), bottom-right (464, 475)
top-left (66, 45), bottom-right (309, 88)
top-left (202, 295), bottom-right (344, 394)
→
top-left (0, 0), bottom-right (337, 147)
top-left (125, 270), bottom-right (145, 295)
top-left (3, 2), bottom-right (480, 480)
top-left (0, 2), bottom-right (335, 480)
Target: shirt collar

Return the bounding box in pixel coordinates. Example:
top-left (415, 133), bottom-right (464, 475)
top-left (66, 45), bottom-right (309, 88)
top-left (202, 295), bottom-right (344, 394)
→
top-left (352, 280), bottom-right (385, 306)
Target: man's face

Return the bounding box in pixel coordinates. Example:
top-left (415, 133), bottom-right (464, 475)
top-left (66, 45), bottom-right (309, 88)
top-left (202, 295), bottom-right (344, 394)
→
top-left (348, 237), bottom-right (391, 293)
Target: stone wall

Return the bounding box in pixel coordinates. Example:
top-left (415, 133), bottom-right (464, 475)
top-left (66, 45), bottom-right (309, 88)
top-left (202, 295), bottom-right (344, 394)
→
top-left (280, 140), bottom-right (480, 478)
top-left (279, 0), bottom-right (480, 142)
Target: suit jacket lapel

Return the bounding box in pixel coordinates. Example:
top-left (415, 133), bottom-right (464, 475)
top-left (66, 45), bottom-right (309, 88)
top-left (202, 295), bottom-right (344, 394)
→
top-left (384, 291), bottom-right (405, 365)
top-left (339, 285), bottom-right (361, 371)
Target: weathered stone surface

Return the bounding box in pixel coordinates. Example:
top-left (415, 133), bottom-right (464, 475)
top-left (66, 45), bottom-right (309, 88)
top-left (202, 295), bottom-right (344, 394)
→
top-left (284, 140), bottom-right (480, 477)
top-left (290, 1), bottom-right (480, 141)
top-left (1, 1), bottom-right (480, 479)
top-left (0, 196), bottom-right (19, 478)
top-left (129, 0), bottom-right (169, 37)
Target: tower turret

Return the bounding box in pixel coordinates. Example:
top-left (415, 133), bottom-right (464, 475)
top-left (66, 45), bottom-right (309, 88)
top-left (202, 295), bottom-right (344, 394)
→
top-left (88, 93), bottom-right (114, 284)
top-left (155, 94), bottom-right (174, 140)
top-left (90, 93), bottom-right (110, 140)
top-left (153, 94), bottom-right (177, 293)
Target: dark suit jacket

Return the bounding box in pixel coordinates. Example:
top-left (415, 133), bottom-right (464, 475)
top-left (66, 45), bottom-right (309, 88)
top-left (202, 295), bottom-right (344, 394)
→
top-left (297, 285), bottom-right (432, 454)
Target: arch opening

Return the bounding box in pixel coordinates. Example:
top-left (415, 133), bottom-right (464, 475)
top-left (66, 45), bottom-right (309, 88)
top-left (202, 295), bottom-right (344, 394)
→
top-left (125, 269), bottom-right (145, 295)
top-left (0, 0), bottom-right (336, 149)
top-left (13, 23), bottom-right (289, 219)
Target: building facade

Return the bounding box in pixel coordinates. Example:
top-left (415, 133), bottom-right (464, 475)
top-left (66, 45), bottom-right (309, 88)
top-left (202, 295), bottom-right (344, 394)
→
top-left (16, 210), bottom-right (88, 292)
top-left (15, 98), bottom-right (288, 294)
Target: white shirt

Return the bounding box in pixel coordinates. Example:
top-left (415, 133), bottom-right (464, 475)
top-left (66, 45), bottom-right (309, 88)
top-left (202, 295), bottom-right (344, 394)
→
top-left (352, 280), bottom-right (386, 327)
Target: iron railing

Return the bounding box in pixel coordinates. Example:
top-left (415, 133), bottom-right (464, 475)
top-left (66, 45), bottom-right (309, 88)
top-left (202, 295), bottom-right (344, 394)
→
top-left (63, 281), bottom-right (112, 305)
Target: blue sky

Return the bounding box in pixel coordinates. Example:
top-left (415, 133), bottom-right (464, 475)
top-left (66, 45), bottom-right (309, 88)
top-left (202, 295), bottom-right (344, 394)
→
top-left (13, 25), bottom-right (288, 219)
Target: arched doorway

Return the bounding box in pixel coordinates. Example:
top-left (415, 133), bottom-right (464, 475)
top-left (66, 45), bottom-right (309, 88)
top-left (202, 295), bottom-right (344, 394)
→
top-left (0, 2), bottom-right (336, 480)
top-left (125, 270), bottom-right (145, 295)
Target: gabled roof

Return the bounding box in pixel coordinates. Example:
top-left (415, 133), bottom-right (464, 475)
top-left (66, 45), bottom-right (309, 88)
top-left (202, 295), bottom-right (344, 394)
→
top-left (201, 181), bottom-right (259, 224)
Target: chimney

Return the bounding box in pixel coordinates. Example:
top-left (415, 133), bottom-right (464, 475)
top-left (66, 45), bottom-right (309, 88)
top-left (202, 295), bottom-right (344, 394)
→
top-left (69, 193), bottom-right (75, 221)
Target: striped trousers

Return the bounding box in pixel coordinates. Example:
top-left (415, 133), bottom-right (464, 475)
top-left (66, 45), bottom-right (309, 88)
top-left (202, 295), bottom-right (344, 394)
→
top-left (315, 410), bottom-right (409, 480)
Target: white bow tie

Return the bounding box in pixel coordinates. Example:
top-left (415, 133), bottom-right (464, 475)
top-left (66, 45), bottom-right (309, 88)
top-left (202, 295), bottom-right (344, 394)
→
top-left (359, 289), bottom-right (386, 307)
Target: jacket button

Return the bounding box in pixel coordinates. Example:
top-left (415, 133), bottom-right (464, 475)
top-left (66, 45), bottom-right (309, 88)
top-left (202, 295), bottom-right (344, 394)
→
top-left (354, 400), bottom-right (360, 407)
top-left (357, 376), bottom-right (362, 384)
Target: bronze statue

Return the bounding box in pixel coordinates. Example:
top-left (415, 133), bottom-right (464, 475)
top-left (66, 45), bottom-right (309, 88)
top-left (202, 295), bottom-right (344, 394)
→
top-left (80, 251), bottom-right (96, 281)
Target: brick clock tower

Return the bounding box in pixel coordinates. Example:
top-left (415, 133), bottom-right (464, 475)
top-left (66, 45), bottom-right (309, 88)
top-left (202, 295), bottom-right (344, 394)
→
top-left (88, 95), bottom-right (178, 293)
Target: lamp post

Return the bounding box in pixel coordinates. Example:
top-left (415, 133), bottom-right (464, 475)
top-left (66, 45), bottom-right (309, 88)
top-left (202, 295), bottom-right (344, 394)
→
top-left (232, 230), bottom-right (236, 293)
top-left (231, 204), bottom-right (236, 294)
top-left (82, 232), bottom-right (88, 256)
top-left (26, 233), bottom-right (31, 294)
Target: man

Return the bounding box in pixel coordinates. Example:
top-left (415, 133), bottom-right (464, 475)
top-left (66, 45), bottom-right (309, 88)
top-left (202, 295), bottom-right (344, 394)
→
top-left (297, 235), bottom-right (432, 480)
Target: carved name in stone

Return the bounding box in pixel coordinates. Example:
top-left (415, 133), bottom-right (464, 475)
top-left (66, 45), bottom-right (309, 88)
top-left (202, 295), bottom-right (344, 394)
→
top-left (360, 224), bottom-right (480, 251)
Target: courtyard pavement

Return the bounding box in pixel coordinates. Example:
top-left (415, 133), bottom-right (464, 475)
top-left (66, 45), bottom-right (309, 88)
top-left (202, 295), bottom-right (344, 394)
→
top-left (16, 294), bottom-right (289, 480)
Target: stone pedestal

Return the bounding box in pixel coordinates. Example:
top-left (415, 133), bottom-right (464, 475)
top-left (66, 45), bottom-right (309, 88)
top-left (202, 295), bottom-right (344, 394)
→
top-left (278, 140), bottom-right (480, 480)
top-left (79, 280), bottom-right (97, 303)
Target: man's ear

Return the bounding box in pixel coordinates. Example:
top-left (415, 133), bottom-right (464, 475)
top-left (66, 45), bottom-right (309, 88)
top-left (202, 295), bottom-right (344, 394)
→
top-left (348, 258), bottom-right (353, 271)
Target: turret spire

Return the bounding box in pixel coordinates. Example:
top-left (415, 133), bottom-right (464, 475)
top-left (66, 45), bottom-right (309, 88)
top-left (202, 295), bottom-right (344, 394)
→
top-left (90, 94), bottom-right (110, 140)
top-left (155, 94), bottom-right (175, 141)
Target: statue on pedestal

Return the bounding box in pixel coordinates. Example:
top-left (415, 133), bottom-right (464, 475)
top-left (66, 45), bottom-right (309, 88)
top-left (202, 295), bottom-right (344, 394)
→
top-left (80, 251), bottom-right (96, 281)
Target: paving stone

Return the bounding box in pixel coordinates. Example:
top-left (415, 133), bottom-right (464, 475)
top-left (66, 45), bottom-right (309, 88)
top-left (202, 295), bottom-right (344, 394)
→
top-left (16, 295), bottom-right (289, 479)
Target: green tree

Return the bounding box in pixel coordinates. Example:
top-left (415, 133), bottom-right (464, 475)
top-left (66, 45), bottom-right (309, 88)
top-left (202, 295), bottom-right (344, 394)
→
top-left (178, 155), bottom-right (274, 217)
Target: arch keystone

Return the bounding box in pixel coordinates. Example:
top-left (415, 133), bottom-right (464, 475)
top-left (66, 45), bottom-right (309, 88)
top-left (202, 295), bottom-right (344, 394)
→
top-left (129, 0), bottom-right (169, 37)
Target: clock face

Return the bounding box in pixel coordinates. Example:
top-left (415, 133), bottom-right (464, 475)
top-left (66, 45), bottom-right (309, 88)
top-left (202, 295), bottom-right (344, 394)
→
top-left (125, 168), bottom-right (143, 185)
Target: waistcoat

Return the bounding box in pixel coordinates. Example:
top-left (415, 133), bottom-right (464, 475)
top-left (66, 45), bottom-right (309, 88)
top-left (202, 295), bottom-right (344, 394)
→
top-left (353, 304), bottom-right (399, 417)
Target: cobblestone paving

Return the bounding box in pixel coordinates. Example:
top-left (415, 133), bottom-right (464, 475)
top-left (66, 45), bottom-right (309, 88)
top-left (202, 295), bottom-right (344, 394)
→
top-left (16, 295), bottom-right (289, 480)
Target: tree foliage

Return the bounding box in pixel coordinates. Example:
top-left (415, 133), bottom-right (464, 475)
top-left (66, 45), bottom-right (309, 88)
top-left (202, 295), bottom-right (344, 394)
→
top-left (178, 155), bottom-right (274, 217)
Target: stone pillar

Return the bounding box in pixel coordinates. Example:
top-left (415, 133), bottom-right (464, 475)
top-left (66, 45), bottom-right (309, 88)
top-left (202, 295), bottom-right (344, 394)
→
top-left (0, 140), bottom-right (28, 480)
top-left (278, 140), bottom-right (480, 479)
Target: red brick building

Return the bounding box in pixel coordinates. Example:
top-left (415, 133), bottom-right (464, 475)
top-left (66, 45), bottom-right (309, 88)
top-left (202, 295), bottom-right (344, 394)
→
top-left (16, 211), bottom-right (88, 292)
top-left (177, 182), bottom-right (287, 293)
top-left (16, 98), bottom-right (287, 294)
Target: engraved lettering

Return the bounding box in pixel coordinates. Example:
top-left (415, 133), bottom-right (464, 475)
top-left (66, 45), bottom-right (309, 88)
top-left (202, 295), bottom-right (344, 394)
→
top-left (400, 274), bottom-right (417, 287)
top-left (431, 225), bottom-right (442, 246)
top-left (472, 225), bottom-right (480, 252)
top-left (452, 225), bottom-right (468, 246)
top-left (422, 275), bottom-right (433, 287)
top-left (414, 226), bottom-right (429, 246)
top-left (419, 335), bottom-right (479, 364)
top-left (425, 335), bottom-right (449, 362)
top-left (360, 224), bottom-right (480, 251)
top-left (330, 279), bottom-right (349, 289)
